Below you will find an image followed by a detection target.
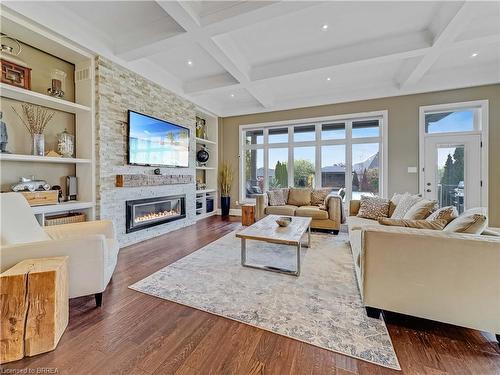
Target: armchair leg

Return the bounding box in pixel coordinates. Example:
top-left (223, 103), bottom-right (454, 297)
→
top-left (366, 307), bottom-right (381, 319)
top-left (95, 292), bottom-right (102, 307)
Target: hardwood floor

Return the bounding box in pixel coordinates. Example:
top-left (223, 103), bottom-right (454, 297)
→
top-left (2, 216), bottom-right (499, 374)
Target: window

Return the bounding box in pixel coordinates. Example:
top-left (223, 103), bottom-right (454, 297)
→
top-left (294, 147), bottom-right (315, 188)
top-left (240, 112), bottom-right (386, 202)
top-left (425, 110), bottom-right (475, 134)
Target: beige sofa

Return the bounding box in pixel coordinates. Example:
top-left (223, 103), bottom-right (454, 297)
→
top-left (347, 200), bottom-right (500, 341)
top-left (255, 193), bottom-right (342, 232)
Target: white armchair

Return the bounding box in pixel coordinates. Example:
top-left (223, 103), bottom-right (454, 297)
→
top-left (0, 192), bottom-right (119, 306)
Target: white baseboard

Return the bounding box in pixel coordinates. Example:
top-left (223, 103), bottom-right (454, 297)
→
top-left (215, 208), bottom-right (242, 216)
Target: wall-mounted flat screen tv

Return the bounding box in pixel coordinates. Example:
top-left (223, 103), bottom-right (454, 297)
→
top-left (127, 110), bottom-right (189, 167)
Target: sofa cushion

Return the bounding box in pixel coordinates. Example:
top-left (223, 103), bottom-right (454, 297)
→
top-left (265, 205), bottom-right (297, 216)
top-left (391, 193), bottom-right (422, 219)
top-left (443, 208), bottom-right (487, 234)
top-left (378, 217), bottom-right (447, 230)
top-left (426, 205), bottom-right (458, 224)
top-left (357, 195), bottom-right (389, 220)
top-left (287, 188), bottom-right (311, 206)
top-left (310, 188), bottom-right (332, 206)
top-left (403, 199), bottom-right (437, 220)
top-left (267, 189), bottom-right (288, 206)
top-left (295, 205), bottom-right (329, 220)
top-left (346, 216), bottom-right (381, 231)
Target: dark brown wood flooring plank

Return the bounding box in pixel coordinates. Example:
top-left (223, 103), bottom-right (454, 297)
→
top-left (2, 216), bottom-right (499, 375)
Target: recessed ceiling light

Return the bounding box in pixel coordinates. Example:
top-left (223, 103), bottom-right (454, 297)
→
top-left (230, 94), bottom-right (235, 98)
top-left (471, 52), bottom-right (478, 58)
top-left (187, 60), bottom-right (193, 66)
top-left (321, 24), bottom-right (329, 31)
top-left (326, 77), bottom-right (331, 81)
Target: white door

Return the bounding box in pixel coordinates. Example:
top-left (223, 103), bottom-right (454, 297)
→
top-left (423, 134), bottom-right (481, 213)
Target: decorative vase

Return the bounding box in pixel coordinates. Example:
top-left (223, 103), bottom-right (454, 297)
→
top-left (57, 128), bottom-right (74, 157)
top-left (221, 196), bottom-right (230, 216)
top-left (32, 133), bottom-right (44, 156)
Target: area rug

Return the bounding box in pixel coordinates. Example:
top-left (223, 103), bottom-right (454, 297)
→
top-left (129, 230), bottom-right (401, 370)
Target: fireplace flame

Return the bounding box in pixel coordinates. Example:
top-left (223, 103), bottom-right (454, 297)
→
top-left (135, 209), bottom-right (180, 223)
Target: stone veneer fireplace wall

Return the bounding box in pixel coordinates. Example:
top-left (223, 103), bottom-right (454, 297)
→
top-left (95, 56), bottom-right (197, 246)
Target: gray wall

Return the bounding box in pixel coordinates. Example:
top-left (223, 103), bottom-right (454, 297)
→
top-left (220, 84), bottom-right (500, 227)
top-left (95, 57), bottom-right (197, 246)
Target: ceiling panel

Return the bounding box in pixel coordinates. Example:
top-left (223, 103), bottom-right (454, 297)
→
top-left (60, 1), bottom-right (184, 44)
top-left (429, 41), bottom-right (500, 73)
top-left (148, 42), bottom-right (229, 81)
top-left (225, 1), bottom-right (440, 66)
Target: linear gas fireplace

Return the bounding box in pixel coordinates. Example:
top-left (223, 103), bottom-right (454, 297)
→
top-left (126, 195), bottom-right (186, 233)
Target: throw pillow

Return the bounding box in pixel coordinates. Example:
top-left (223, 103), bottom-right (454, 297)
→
top-left (311, 188), bottom-right (332, 206)
top-left (403, 199), bottom-right (437, 220)
top-left (426, 205), bottom-right (458, 224)
top-left (356, 196), bottom-right (389, 220)
top-left (287, 188), bottom-right (311, 206)
top-left (267, 189), bottom-right (286, 206)
top-left (391, 193), bottom-right (422, 219)
top-left (378, 217), bottom-right (448, 230)
top-left (443, 208), bottom-right (487, 234)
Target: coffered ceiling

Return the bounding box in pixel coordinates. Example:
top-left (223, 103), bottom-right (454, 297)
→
top-left (3, 1), bottom-right (500, 117)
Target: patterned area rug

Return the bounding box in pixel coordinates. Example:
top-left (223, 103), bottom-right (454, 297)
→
top-left (129, 230), bottom-right (401, 370)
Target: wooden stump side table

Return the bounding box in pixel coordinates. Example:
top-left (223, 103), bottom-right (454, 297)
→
top-left (241, 204), bottom-right (256, 226)
top-left (0, 256), bottom-right (69, 363)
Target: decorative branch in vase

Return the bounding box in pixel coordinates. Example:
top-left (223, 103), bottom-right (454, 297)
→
top-left (11, 103), bottom-right (54, 156)
top-left (218, 163), bottom-right (233, 216)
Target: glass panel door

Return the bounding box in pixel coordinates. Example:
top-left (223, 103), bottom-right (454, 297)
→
top-left (423, 135), bottom-right (481, 213)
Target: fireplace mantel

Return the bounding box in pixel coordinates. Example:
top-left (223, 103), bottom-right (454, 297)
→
top-left (116, 174), bottom-right (194, 188)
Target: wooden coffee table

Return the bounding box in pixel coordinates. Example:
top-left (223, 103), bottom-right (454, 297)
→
top-left (236, 215), bottom-right (312, 276)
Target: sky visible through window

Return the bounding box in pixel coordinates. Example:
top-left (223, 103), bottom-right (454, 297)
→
top-left (426, 110), bottom-right (474, 134)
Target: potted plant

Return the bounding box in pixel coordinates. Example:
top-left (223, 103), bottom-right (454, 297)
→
top-left (218, 163), bottom-right (233, 216)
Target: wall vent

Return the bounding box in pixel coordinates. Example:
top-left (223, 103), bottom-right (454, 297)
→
top-left (75, 67), bottom-right (90, 82)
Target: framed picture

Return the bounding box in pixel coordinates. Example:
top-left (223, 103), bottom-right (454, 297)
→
top-left (1, 59), bottom-right (31, 90)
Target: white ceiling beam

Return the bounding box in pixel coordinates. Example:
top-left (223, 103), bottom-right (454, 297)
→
top-left (155, 0), bottom-right (275, 108)
top-left (116, 1), bottom-right (318, 62)
top-left (399, 2), bottom-right (475, 89)
top-left (251, 30), bottom-right (432, 81)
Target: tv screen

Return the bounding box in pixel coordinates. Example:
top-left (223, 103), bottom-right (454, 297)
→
top-left (128, 110), bottom-right (189, 167)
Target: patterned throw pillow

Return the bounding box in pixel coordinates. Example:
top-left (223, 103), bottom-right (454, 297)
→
top-left (356, 196), bottom-right (389, 220)
top-left (391, 193), bottom-right (422, 219)
top-left (443, 208), bottom-right (488, 234)
top-left (267, 189), bottom-right (287, 206)
top-left (311, 188), bottom-right (332, 206)
top-left (378, 217), bottom-right (447, 230)
top-left (403, 199), bottom-right (437, 220)
top-left (388, 193), bottom-right (404, 217)
top-left (426, 206), bottom-right (458, 224)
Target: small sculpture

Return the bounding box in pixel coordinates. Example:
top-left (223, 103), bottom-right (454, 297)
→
top-left (0, 111), bottom-right (10, 153)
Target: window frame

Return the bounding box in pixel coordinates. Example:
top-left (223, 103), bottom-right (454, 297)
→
top-left (239, 110), bottom-right (388, 203)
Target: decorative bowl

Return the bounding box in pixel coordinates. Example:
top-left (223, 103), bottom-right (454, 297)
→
top-left (276, 216), bottom-right (292, 227)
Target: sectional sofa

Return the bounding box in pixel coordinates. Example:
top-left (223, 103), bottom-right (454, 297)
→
top-left (347, 200), bottom-right (500, 342)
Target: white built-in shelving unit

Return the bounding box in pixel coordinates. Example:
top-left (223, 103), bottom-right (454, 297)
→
top-left (195, 108), bottom-right (218, 220)
top-left (0, 9), bottom-right (96, 224)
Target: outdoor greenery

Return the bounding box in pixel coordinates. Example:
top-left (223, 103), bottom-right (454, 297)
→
top-left (294, 159), bottom-right (315, 187)
top-left (440, 147), bottom-right (464, 187)
top-left (273, 161), bottom-right (288, 188)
